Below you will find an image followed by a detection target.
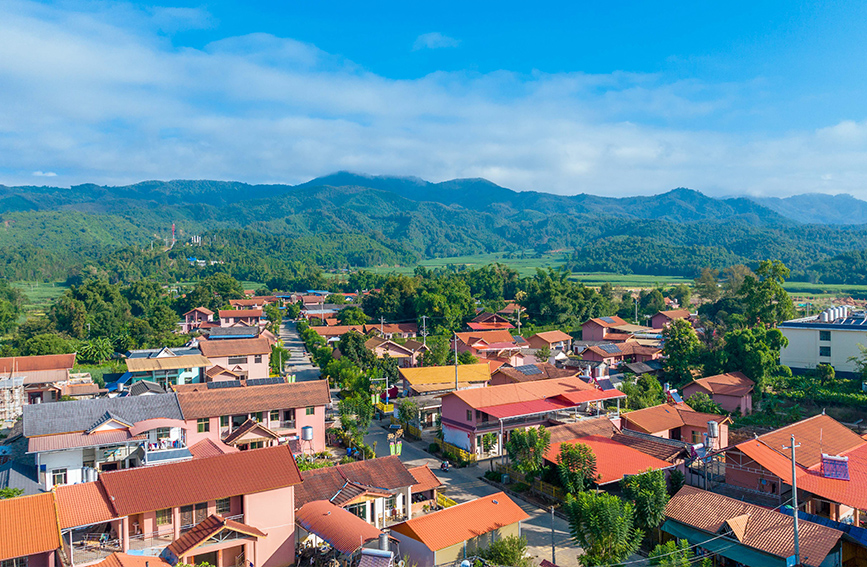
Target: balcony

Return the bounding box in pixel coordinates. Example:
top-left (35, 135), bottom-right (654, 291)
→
top-left (143, 441), bottom-right (192, 465)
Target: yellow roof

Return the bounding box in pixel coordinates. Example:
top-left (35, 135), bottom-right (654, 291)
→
top-left (399, 363), bottom-right (490, 386)
top-left (126, 354), bottom-right (212, 373)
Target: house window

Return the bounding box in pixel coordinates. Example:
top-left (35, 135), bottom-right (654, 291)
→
top-left (252, 412), bottom-right (263, 422)
top-left (220, 416), bottom-right (229, 428)
top-left (820, 346), bottom-right (831, 357)
top-left (156, 428), bottom-right (171, 441)
top-left (228, 356), bottom-right (248, 365)
top-left (820, 331), bottom-right (831, 341)
top-left (285, 409), bottom-right (296, 422)
top-left (306, 407), bottom-right (315, 416)
top-left (467, 410), bottom-right (473, 421)
top-left (216, 497), bottom-right (231, 514)
top-left (692, 430), bottom-right (702, 444)
top-left (347, 502), bottom-right (366, 520)
top-left (156, 508), bottom-right (172, 525)
top-left (51, 469), bottom-right (67, 486)
top-left (254, 355), bottom-right (263, 364)
top-left (270, 410), bottom-right (280, 422)
top-left (197, 418), bottom-right (209, 433)
top-left (1, 558), bottom-right (27, 567)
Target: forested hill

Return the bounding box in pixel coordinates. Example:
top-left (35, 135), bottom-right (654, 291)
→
top-left (1, 175), bottom-right (867, 284)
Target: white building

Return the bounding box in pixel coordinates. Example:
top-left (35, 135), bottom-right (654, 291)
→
top-left (779, 306), bottom-right (867, 377)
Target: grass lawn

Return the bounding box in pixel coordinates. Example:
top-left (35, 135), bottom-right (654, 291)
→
top-left (13, 281), bottom-right (68, 317)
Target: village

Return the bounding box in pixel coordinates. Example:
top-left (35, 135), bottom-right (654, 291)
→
top-left (2, 270), bottom-right (867, 567)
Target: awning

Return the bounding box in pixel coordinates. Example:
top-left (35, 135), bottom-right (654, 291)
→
top-left (661, 519), bottom-right (787, 567)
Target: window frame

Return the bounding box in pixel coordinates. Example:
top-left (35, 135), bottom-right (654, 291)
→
top-left (197, 418), bottom-right (210, 433)
top-left (466, 409), bottom-right (473, 421)
top-left (51, 468), bottom-right (67, 486)
top-left (228, 356), bottom-right (248, 365)
top-left (819, 330), bottom-right (831, 341)
top-left (216, 497), bottom-right (231, 515)
top-left (306, 406), bottom-right (315, 416)
top-left (254, 355), bottom-right (263, 364)
top-left (156, 508), bottom-right (172, 525)
top-left (819, 346), bottom-right (832, 357)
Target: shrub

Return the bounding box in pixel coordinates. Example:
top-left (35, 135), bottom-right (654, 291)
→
top-left (428, 443), bottom-right (440, 453)
top-left (484, 470), bottom-right (503, 482)
top-left (478, 536), bottom-right (532, 567)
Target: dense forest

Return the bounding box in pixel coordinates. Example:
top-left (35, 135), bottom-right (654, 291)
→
top-left (1, 174), bottom-right (867, 283)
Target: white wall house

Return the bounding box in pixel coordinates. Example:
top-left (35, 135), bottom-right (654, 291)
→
top-left (779, 307), bottom-right (867, 377)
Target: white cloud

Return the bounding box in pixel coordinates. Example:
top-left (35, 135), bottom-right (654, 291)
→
top-left (413, 32), bottom-right (461, 51)
top-left (32, 171), bottom-right (57, 177)
top-left (0, 1), bottom-right (867, 199)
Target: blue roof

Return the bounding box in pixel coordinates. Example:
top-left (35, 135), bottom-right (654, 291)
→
top-left (105, 371), bottom-right (133, 392)
top-left (146, 447), bottom-right (193, 464)
top-left (780, 507), bottom-right (867, 547)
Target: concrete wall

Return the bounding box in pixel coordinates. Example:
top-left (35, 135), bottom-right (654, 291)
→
top-left (581, 322), bottom-right (606, 342)
top-left (207, 354), bottom-right (271, 380)
top-left (780, 326), bottom-right (867, 375)
top-left (39, 449), bottom-right (84, 489)
top-left (185, 404), bottom-right (326, 451)
top-left (682, 385), bottom-right (752, 415)
top-left (244, 485), bottom-right (296, 567)
top-left (390, 532), bottom-right (435, 567)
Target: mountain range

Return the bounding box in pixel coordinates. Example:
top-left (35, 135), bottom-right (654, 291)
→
top-left (1, 172), bottom-right (866, 283)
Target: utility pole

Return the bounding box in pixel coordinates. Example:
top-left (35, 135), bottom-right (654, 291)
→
top-left (784, 434), bottom-right (801, 566)
top-left (516, 306), bottom-right (523, 335)
top-left (551, 506), bottom-right (556, 565)
top-left (634, 296), bottom-right (638, 324)
top-left (421, 315), bottom-right (428, 347)
top-left (380, 316), bottom-right (385, 335)
top-left (454, 331), bottom-right (459, 391)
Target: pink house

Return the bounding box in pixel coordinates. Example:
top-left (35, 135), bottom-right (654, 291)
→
top-left (181, 307), bottom-right (215, 333)
top-left (177, 380), bottom-right (331, 453)
top-left (621, 402), bottom-right (730, 449)
top-left (579, 341), bottom-right (662, 366)
top-left (682, 372), bottom-right (754, 415)
top-left (364, 336), bottom-right (426, 368)
top-left (453, 330), bottom-right (526, 367)
top-left (0, 493), bottom-right (62, 567)
top-left (54, 445), bottom-right (302, 567)
top-left (581, 316), bottom-right (629, 342)
top-left (218, 309), bottom-right (265, 329)
top-left (650, 309), bottom-right (691, 329)
top-left (198, 337), bottom-right (271, 380)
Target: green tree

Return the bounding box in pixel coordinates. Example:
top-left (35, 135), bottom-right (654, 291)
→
top-left (662, 318), bottom-right (700, 387)
top-left (620, 374), bottom-right (665, 410)
top-left (722, 264), bottom-right (755, 298)
top-left (271, 342), bottom-right (289, 375)
top-left (668, 469), bottom-right (685, 496)
top-left (396, 398), bottom-right (420, 426)
top-left (478, 536), bottom-right (532, 567)
top-left (684, 392), bottom-right (724, 415)
top-left (557, 442), bottom-right (598, 493)
top-left (668, 284), bottom-right (691, 308)
top-left (78, 337), bottom-right (113, 364)
top-left (620, 468), bottom-right (670, 533)
top-left (21, 333), bottom-right (78, 356)
top-left (505, 426), bottom-right (551, 477)
top-left (325, 293), bottom-right (347, 305)
top-left (640, 289), bottom-right (666, 316)
top-left (722, 326), bottom-right (788, 388)
top-left (0, 487), bottom-right (24, 499)
top-left (457, 351), bottom-right (478, 365)
top-left (816, 363), bottom-right (835, 386)
top-left (563, 491), bottom-right (643, 567)
top-left (693, 268), bottom-right (720, 302)
top-left (649, 539), bottom-right (698, 567)
top-left (536, 344), bottom-right (552, 362)
top-left (263, 303), bottom-right (282, 334)
top-left (739, 260), bottom-right (795, 326)
top-left (337, 306), bottom-right (368, 325)
top-left (338, 395), bottom-right (374, 448)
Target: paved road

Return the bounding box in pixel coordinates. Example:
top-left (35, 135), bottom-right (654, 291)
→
top-left (364, 418), bottom-right (584, 567)
top-left (279, 319), bottom-right (322, 382)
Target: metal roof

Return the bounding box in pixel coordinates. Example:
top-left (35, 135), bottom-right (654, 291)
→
top-left (23, 393), bottom-right (183, 437)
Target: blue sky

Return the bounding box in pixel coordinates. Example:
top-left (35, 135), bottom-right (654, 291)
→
top-left (2, 1), bottom-right (867, 197)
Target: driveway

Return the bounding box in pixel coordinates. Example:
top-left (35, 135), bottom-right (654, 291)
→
top-left (364, 418), bottom-right (584, 567)
top-left (279, 319), bottom-right (321, 382)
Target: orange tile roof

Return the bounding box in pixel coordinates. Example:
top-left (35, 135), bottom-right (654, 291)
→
top-left (97, 445), bottom-right (301, 516)
top-left (655, 309), bottom-right (690, 320)
top-left (313, 325), bottom-right (365, 338)
top-left (530, 330), bottom-right (573, 343)
top-left (585, 316), bottom-right (627, 328)
top-left (544, 435), bottom-right (674, 485)
top-left (799, 442), bottom-right (867, 511)
top-left (445, 377), bottom-right (597, 410)
top-left (390, 493), bottom-right (528, 551)
top-left (454, 330), bottom-right (517, 346)
top-left (55, 481), bottom-right (117, 529)
top-left (0, 353), bottom-right (76, 374)
top-left (666, 486), bottom-right (842, 567)
top-left (547, 417), bottom-right (617, 443)
top-left (0, 492), bottom-right (61, 560)
top-left (582, 342), bottom-right (661, 359)
top-left (198, 337), bottom-right (270, 357)
top-left (295, 500), bottom-right (384, 555)
top-left (755, 414), bottom-right (864, 469)
top-left (167, 514), bottom-right (266, 557)
top-left (623, 403), bottom-right (724, 434)
top-left (91, 553), bottom-right (172, 567)
top-left (176, 380), bottom-right (330, 420)
top-left (688, 372), bottom-right (754, 397)
top-left (492, 363), bottom-right (577, 384)
top-left (188, 438), bottom-right (238, 459)
top-left (406, 465), bottom-right (444, 493)
top-left (28, 429), bottom-right (143, 453)
top-left (183, 307), bottom-right (213, 316)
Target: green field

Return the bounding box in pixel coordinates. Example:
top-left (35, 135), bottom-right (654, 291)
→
top-left (13, 281), bottom-right (68, 317)
top-left (365, 251), bottom-right (569, 277)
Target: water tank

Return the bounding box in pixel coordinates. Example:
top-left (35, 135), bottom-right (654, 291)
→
top-left (301, 426), bottom-right (314, 441)
top-left (707, 420), bottom-right (719, 439)
top-left (821, 312), bottom-right (830, 322)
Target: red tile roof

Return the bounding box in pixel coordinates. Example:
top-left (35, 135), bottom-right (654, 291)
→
top-left (183, 307), bottom-right (213, 316)
top-left (167, 514), bottom-right (266, 557)
top-left (754, 414), bottom-right (864, 469)
top-left (544, 435), bottom-right (674, 485)
top-left (582, 342), bottom-right (661, 359)
top-left (295, 456), bottom-right (417, 509)
top-left (91, 553), bottom-right (172, 567)
top-left (295, 500), bottom-right (384, 555)
top-left (198, 337), bottom-right (270, 357)
top-left (687, 372), bottom-right (754, 397)
top-left (0, 353), bottom-right (76, 374)
top-left (176, 380), bottom-right (330, 420)
top-left (390, 493), bottom-right (528, 551)
top-left (313, 326), bottom-right (365, 338)
top-left (799, 442), bottom-right (867, 511)
top-left (491, 363), bottom-right (577, 384)
top-left (666, 486), bottom-right (842, 567)
top-left (222, 418), bottom-right (280, 445)
top-left (547, 417), bottom-right (617, 443)
top-left (0, 492), bottom-right (61, 560)
top-left (655, 309), bottom-right (690, 321)
top-left (406, 465), bottom-right (444, 494)
top-left (467, 322), bottom-right (515, 331)
top-left (28, 429), bottom-right (143, 453)
top-left (188, 438), bottom-right (238, 459)
top-left (55, 481), bottom-right (116, 529)
top-left (584, 316), bottom-right (627, 328)
top-left (445, 377), bottom-right (599, 410)
top-left (98, 445), bottom-right (301, 516)
top-left (454, 330), bottom-right (517, 347)
top-left (529, 330), bottom-right (573, 344)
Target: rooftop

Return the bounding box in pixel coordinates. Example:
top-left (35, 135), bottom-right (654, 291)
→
top-left (0, 492), bottom-right (62, 561)
top-left (295, 500), bottom-right (384, 555)
top-left (445, 376), bottom-right (606, 410)
top-left (0, 352), bottom-right (76, 375)
top-left (623, 402), bottom-right (727, 434)
top-left (399, 363), bottom-right (491, 386)
top-left (126, 354), bottom-right (211, 372)
top-left (295, 456), bottom-right (417, 509)
top-left (492, 363), bottom-right (577, 383)
top-left (198, 336), bottom-right (271, 357)
top-left (544, 435), bottom-right (674, 485)
top-left (529, 330), bottom-right (573, 343)
top-left (406, 465), bottom-right (444, 493)
top-left (584, 316), bottom-right (627, 328)
top-left (390, 493), bottom-right (528, 551)
top-left (218, 309), bottom-right (263, 318)
top-left (687, 371), bottom-right (754, 397)
top-left (176, 380), bottom-right (330, 420)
